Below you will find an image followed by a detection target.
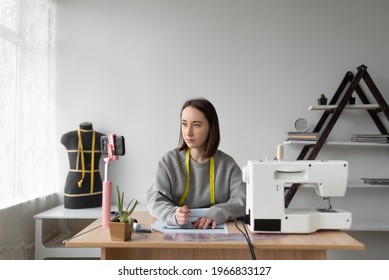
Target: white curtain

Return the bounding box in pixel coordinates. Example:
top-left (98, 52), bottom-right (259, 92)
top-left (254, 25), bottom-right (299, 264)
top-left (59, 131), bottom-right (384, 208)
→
top-left (0, 0), bottom-right (56, 208)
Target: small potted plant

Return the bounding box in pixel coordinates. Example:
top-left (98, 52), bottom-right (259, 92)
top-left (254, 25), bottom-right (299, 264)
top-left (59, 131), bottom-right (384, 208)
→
top-left (317, 93), bottom-right (327, 105)
top-left (109, 185), bottom-right (140, 241)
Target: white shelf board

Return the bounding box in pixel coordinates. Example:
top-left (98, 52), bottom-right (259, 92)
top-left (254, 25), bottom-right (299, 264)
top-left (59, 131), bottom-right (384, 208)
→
top-left (348, 183), bottom-right (389, 188)
top-left (34, 205), bottom-right (103, 219)
top-left (283, 140), bottom-right (389, 147)
top-left (309, 104), bottom-right (380, 111)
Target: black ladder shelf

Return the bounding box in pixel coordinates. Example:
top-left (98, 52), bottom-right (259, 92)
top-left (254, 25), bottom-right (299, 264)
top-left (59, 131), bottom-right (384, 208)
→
top-left (285, 64), bottom-right (389, 208)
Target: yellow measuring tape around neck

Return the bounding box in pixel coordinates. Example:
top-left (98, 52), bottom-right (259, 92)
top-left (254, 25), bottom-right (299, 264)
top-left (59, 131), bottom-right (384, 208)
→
top-left (77, 129), bottom-right (96, 193)
top-left (178, 149), bottom-right (215, 206)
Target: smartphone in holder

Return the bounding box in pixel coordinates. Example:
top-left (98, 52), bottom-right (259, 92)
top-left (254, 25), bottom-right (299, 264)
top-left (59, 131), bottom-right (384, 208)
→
top-left (101, 135), bottom-right (125, 156)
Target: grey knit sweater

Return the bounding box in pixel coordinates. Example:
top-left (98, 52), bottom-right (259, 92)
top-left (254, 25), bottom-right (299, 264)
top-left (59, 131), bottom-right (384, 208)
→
top-left (146, 149), bottom-right (246, 226)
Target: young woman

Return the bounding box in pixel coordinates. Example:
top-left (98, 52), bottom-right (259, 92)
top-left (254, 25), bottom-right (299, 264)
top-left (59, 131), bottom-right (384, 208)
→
top-left (146, 98), bottom-right (246, 229)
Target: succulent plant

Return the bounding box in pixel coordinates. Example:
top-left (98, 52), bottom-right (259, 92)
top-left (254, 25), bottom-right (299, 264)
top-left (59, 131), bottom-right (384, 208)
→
top-left (115, 185), bottom-right (140, 223)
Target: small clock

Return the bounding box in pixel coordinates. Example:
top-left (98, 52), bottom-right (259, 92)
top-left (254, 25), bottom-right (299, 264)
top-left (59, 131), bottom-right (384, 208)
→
top-left (294, 118), bottom-right (309, 132)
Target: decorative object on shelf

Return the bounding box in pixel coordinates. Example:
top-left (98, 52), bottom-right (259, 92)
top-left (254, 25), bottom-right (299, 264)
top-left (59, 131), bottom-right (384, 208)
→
top-left (293, 118), bottom-right (310, 132)
top-left (109, 185), bottom-right (140, 242)
top-left (287, 132), bottom-right (320, 141)
top-left (317, 93), bottom-right (327, 105)
top-left (351, 134), bottom-right (389, 143)
top-left (361, 178), bottom-right (389, 185)
top-left (349, 95), bottom-right (356, 104)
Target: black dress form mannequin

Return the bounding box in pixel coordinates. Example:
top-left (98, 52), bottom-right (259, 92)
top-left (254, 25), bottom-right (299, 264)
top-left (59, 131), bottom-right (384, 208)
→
top-left (61, 122), bottom-right (105, 209)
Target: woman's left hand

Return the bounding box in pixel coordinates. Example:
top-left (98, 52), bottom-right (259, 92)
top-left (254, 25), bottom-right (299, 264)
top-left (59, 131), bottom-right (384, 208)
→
top-left (192, 217), bottom-right (217, 229)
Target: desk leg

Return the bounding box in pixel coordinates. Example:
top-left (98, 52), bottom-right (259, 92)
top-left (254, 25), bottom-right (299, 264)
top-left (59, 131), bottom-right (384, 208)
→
top-left (34, 219), bottom-right (44, 260)
top-left (101, 248), bottom-right (326, 260)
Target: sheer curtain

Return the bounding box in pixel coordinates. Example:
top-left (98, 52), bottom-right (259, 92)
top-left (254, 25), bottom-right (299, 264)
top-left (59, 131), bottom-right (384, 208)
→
top-left (0, 0), bottom-right (56, 209)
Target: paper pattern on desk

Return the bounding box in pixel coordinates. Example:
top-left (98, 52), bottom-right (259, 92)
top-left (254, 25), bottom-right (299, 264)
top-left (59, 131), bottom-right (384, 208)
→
top-left (151, 208), bottom-right (228, 234)
top-left (164, 233), bottom-right (287, 242)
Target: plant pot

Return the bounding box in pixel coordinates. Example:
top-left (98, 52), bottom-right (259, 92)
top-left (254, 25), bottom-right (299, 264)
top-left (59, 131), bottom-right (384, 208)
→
top-left (349, 97), bottom-right (356, 104)
top-left (109, 219), bottom-right (133, 241)
top-left (317, 97), bottom-right (327, 105)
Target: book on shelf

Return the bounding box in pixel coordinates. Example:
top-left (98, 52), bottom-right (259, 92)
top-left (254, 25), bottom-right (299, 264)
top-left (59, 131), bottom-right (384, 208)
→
top-left (361, 178), bottom-right (389, 185)
top-left (286, 132), bottom-right (320, 141)
top-left (351, 134), bottom-right (389, 143)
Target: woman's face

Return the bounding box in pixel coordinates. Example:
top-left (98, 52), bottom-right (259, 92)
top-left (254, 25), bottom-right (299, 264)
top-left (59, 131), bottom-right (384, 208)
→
top-left (181, 106), bottom-right (210, 151)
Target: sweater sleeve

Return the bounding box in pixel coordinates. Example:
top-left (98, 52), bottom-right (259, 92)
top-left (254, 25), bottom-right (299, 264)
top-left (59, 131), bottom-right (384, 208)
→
top-left (145, 152), bottom-right (182, 226)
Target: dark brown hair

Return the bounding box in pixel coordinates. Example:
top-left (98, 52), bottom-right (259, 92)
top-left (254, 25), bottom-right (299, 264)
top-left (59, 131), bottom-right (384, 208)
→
top-left (177, 98), bottom-right (220, 158)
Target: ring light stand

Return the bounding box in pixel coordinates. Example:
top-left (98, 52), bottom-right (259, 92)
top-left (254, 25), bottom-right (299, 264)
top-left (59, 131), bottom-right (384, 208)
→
top-left (101, 134), bottom-right (119, 228)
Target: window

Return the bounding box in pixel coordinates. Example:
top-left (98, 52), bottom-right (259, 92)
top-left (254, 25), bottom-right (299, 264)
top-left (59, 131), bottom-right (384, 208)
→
top-left (0, 0), bottom-right (56, 209)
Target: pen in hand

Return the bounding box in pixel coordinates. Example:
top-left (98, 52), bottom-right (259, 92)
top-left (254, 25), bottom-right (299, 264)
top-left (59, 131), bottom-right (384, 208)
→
top-left (158, 191), bottom-right (179, 206)
top-left (158, 191), bottom-right (191, 216)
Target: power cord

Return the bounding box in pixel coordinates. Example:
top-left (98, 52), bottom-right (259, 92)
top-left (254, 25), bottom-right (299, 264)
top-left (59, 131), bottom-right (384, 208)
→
top-left (234, 219), bottom-right (256, 260)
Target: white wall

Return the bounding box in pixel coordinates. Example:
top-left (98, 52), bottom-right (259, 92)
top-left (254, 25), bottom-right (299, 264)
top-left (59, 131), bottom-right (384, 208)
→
top-left (54, 0), bottom-right (389, 259)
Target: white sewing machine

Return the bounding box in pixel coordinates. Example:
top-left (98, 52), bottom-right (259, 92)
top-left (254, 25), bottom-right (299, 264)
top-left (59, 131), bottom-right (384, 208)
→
top-left (242, 160), bottom-right (352, 233)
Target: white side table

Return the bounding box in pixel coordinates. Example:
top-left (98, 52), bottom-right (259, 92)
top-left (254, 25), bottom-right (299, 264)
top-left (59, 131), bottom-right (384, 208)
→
top-left (34, 205), bottom-right (102, 260)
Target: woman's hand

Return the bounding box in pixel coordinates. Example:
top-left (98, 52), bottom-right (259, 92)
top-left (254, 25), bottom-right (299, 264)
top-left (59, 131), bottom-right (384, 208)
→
top-left (175, 205), bottom-right (191, 225)
top-left (192, 217), bottom-right (217, 229)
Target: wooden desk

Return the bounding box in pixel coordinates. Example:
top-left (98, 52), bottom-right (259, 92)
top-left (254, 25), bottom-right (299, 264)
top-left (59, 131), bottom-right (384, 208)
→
top-left (66, 211), bottom-right (364, 260)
